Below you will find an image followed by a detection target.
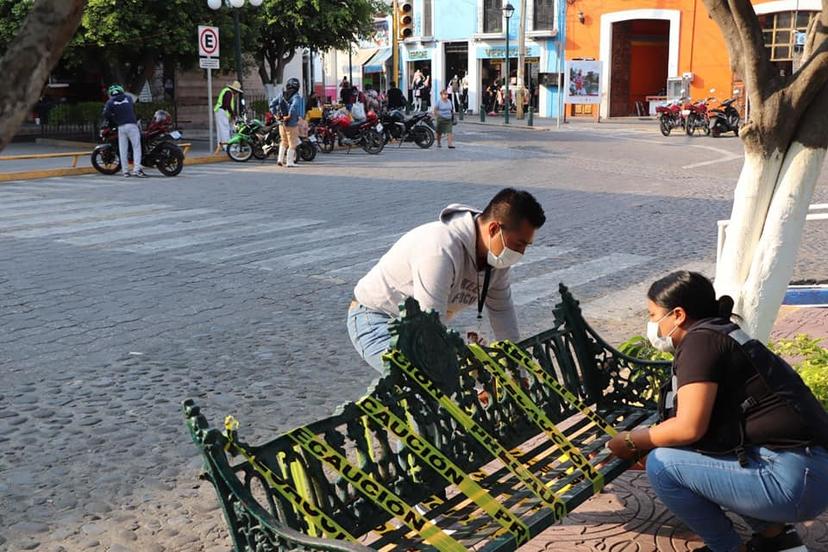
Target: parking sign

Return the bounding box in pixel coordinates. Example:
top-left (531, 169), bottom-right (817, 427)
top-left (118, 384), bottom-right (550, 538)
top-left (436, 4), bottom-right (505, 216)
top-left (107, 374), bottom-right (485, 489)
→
top-left (198, 26), bottom-right (219, 58)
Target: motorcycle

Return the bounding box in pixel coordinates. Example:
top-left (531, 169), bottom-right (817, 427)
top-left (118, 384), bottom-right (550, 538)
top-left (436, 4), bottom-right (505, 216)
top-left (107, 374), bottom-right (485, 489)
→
top-left (256, 112), bottom-right (317, 163)
top-left (380, 109), bottom-right (435, 149)
top-left (91, 110), bottom-right (184, 176)
top-left (684, 98), bottom-right (712, 136)
top-left (319, 109), bottom-right (384, 154)
top-left (655, 99), bottom-right (686, 136)
top-left (226, 117), bottom-right (268, 162)
top-left (709, 98), bottom-right (741, 137)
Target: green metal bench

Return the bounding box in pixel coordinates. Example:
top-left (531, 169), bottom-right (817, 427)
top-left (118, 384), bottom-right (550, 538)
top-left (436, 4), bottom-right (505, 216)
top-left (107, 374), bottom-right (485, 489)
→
top-left (183, 284), bottom-right (668, 551)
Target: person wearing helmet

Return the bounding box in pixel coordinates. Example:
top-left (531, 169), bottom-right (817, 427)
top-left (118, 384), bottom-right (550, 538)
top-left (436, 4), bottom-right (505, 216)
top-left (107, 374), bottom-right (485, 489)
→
top-left (102, 84), bottom-right (144, 178)
top-left (274, 77), bottom-right (304, 168)
top-left (214, 80), bottom-right (243, 151)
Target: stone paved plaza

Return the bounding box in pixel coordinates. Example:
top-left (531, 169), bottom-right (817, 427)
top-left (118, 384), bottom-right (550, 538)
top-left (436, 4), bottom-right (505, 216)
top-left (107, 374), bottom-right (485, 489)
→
top-left (1, 122), bottom-right (826, 551)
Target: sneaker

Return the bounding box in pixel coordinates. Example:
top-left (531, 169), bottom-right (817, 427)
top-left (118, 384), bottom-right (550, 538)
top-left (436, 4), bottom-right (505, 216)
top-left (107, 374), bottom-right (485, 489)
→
top-left (122, 172), bottom-right (131, 178)
top-left (133, 169), bottom-right (147, 178)
top-left (448, 145), bottom-right (456, 149)
top-left (748, 525), bottom-right (807, 552)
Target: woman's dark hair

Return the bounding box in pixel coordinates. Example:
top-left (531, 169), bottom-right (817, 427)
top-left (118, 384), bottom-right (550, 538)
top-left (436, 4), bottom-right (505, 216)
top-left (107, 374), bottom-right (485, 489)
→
top-left (647, 271), bottom-right (735, 320)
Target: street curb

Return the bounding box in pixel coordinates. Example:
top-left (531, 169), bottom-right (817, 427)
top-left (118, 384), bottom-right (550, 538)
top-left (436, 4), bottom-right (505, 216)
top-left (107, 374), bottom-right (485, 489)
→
top-left (0, 153), bottom-right (228, 183)
top-left (460, 120), bottom-right (554, 132)
top-left (35, 138), bottom-right (97, 149)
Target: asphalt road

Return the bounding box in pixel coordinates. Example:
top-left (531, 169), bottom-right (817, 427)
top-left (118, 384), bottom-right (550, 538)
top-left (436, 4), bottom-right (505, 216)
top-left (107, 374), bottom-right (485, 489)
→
top-left (1, 122), bottom-right (825, 551)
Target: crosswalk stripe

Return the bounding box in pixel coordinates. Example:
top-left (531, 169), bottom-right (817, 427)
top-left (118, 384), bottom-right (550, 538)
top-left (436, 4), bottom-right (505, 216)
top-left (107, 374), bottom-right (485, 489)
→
top-left (0, 198), bottom-right (85, 214)
top-left (117, 218), bottom-right (321, 253)
top-left (9, 209), bottom-right (217, 239)
top-left (0, 194), bottom-right (39, 203)
top-left (177, 224), bottom-right (364, 264)
top-left (0, 201), bottom-right (121, 220)
top-left (253, 233), bottom-right (403, 271)
top-left (61, 213), bottom-right (266, 247)
top-left (0, 204), bottom-right (169, 232)
top-left (512, 245), bottom-right (574, 270)
top-left (512, 253), bottom-right (650, 307)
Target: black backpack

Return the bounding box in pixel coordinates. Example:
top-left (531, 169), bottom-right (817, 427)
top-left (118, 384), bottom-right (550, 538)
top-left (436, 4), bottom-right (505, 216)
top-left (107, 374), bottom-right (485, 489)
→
top-left (659, 318), bottom-right (828, 466)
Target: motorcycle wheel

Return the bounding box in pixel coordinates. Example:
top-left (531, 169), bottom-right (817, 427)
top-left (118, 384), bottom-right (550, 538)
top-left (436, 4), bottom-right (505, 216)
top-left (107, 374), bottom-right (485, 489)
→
top-left (362, 129), bottom-right (385, 154)
top-left (299, 142), bottom-right (317, 162)
top-left (156, 144), bottom-right (184, 176)
top-left (733, 125), bottom-right (740, 137)
top-left (711, 126), bottom-right (722, 138)
top-left (413, 126), bottom-right (435, 149)
top-left (659, 118), bottom-right (671, 137)
top-left (252, 143), bottom-right (268, 160)
top-left (91, 145), bottom-right (121, 175)
top-left (685, 115), bottom-right (696, 136)
top-left (320, 133), bottom-right (335, 153)
top-left (703, 120), bottom-right (711, 136)
top-left (227, 142), bottom-right (253, 162)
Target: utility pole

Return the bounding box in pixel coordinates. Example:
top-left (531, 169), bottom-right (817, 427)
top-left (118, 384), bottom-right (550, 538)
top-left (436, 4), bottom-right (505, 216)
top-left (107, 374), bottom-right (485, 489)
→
top-left (392, 0), bottom-right (400, 87)
top-left (516, 0), bottom-right (527, 119)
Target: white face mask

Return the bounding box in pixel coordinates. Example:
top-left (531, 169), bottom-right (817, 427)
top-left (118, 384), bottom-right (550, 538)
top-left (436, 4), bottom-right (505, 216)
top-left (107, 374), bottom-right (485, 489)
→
top-left (647, 310), bottom-right (679, 353)
top-left (487, 228), bottom-right (523, 268)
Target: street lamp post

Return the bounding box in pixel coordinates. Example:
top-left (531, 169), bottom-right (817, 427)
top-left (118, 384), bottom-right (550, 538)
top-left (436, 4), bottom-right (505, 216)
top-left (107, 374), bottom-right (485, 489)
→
top-left (503, 3), bottom-right (514, 124)
top-left (207, 0), bottom-right (262, 92)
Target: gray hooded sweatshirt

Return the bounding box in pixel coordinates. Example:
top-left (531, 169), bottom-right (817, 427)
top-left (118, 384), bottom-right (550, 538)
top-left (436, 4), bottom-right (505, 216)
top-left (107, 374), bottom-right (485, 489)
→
top-left (354, 204), bottom-right (520, 341)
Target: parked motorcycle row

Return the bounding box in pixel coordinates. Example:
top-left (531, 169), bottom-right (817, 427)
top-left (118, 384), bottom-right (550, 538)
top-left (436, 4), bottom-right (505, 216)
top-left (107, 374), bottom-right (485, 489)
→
top-left (225, 105), bottom-right (437, 164)
top-left (656, 96), bottom-right (741, 138)
top-left (91, 109), bottom-right (185, 176)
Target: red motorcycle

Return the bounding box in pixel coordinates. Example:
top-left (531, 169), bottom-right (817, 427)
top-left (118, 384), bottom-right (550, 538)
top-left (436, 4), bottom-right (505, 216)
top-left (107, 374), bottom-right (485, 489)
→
top-left (91, 110), bottom-right (184, 176)
top-left (314, 109), bottom-right (384, 154)
top-left (656, 99), bottom-right (686, 136)
top-left (684, 97), bottom-right (713, 136)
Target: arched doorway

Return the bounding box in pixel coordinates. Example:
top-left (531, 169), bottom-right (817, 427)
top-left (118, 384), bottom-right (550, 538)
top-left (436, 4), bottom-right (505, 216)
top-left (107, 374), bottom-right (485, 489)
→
top-left (599, 9), bottom-right (680, 118)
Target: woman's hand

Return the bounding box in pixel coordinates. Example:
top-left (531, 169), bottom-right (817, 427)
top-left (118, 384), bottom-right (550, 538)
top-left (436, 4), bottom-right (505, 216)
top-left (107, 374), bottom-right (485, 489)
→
top-left (607, 432), bottom-right (638, 461)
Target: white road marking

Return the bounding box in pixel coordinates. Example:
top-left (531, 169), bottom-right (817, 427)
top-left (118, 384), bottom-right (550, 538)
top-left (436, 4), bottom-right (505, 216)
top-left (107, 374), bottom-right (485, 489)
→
top-left (9, 209), bottom-right (216, 239)
top-left (0, 204), bottom-right (169, 231)
top-left (512, 253), bottom-right (651, 306)
top-left (253, 233), bottom-right (402, 271)
top-left (61, 213), bottom-right (266, 246)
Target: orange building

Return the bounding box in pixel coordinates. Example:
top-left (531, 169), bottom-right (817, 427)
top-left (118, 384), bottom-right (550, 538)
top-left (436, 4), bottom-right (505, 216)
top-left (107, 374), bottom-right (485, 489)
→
top-left (564, 0), bottom-right (821, 118)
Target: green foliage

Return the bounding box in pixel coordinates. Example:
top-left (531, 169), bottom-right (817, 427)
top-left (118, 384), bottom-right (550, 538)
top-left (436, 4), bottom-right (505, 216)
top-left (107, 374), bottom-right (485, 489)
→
top-left (618, 335), bottom-right (674, 362)
top-left (0, 0), bottom-right (33, 57)
top-left (254, 0), bottom-right (387, 84)
top-left (48, 100), bottom-right (173, 126)
top-left (770, 334), bottom-right (828, 408)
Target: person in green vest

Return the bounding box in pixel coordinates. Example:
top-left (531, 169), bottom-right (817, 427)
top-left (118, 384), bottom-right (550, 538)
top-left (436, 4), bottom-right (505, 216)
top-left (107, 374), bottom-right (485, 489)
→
top-left (214, 80), bottom-right (242, 150)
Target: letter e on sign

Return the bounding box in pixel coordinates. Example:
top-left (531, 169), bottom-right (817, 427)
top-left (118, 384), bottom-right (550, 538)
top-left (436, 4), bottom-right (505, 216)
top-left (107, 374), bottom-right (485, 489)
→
top-left (198, 26), bottom-right (220, 58)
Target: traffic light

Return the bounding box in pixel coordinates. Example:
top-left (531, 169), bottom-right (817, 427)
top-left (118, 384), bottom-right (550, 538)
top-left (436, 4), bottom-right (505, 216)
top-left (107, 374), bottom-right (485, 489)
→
top-left (398, 2), bottom-right (413, 40)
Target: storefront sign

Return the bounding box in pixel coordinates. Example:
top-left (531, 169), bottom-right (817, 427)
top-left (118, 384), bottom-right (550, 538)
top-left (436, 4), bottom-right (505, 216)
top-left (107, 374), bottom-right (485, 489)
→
top-left (408, 49), bottom-right (432, 61)
top-left (477, 45), bottom-right (541, 59)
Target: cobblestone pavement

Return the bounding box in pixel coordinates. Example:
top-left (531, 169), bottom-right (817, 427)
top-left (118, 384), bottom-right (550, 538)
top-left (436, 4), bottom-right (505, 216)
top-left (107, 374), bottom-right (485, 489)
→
top-left (1, 124), bottom-right (826, 552)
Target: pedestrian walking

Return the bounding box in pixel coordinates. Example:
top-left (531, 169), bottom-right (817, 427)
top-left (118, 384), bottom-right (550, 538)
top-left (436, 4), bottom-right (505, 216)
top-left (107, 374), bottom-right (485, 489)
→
top-left (275, 77), bottom-right (303, 168)
top-left (102, 84), bottom-right (144, 178)
top-left (386, 81), bottom-right (406, 109)
top-left (347, 188), bottom-right (546, 372)
top-left (433, 88), bottom-right (455, 149)
top-left (607, 271), bottom-right (828, 552)
top-left (214, 80), bottom-right (242, 151)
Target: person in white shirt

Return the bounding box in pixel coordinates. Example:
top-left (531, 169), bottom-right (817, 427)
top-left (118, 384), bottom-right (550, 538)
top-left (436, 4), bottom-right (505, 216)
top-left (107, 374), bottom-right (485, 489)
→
top-left (348, 188), bottom-right (546, 372)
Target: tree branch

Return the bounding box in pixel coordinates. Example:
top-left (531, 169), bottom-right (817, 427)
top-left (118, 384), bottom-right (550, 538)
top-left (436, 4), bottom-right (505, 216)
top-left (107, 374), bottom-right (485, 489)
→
top-left (727, 0), bottom-right (777, 102)
top-left (785, 7), bottom-right (828, 118)
top-left (701, 0), bottom-right (745, 84)
top-left (0, 0), bottom-right (86, 152)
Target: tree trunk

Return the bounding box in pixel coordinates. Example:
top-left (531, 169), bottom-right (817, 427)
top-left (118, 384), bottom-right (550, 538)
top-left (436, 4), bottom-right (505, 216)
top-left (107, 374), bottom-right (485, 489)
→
top-left (0, 0), bottom-right (86, 152)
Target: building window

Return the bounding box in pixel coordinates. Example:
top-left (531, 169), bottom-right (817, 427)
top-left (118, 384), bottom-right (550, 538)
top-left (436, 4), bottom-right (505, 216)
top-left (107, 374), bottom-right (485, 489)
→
top-left (484, 0), bottom-right (503, 33)
top-left (533, 0), bottom-right (554, 31)
top-left (423, 0), bottom-right (433, 36)
top-left (760, 10), bottom-right (817, 62)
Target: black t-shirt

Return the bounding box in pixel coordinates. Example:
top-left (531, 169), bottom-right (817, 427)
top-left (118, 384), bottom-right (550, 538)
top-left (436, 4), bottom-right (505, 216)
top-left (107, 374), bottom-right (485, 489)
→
top-left (672, 319), bottom-right (812, 452)
top-left (387, 88), bottom-right (405, 108)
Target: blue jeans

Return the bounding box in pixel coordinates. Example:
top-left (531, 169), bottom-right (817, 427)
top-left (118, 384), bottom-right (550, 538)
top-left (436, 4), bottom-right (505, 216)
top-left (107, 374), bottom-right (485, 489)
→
top-left (347, 304), bottom-right (393, 373)
top-left (646, 445), bottom-right (828, 551)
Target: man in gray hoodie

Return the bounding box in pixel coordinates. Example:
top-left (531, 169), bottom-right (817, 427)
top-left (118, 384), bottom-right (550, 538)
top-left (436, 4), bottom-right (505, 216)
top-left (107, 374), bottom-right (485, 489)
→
top-left (348, 188), bottom-right (546, 372)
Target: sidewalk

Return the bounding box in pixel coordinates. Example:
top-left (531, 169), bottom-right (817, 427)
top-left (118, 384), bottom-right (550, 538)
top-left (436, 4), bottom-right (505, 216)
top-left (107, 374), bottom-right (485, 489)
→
top-left (523, 305), bottom-right (828, 551)
top-left (459, 113), bottom-right (657, 133)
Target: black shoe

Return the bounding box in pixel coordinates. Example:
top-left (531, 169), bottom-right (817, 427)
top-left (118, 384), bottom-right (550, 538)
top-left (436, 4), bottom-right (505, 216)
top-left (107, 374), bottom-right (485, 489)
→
top-left (748, 525), bottom-right (807, 552)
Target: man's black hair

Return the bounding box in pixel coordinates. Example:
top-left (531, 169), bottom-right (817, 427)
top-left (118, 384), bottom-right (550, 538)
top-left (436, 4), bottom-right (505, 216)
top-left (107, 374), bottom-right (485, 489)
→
top-left (481, 188), bottom-right (546, 228)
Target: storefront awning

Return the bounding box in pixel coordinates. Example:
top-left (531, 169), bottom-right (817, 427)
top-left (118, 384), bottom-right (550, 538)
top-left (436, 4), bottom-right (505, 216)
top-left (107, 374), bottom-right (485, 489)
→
top-left (341, 48), bottom-right (378, 75)
top-left (363, 48), bottom-right (391, 73)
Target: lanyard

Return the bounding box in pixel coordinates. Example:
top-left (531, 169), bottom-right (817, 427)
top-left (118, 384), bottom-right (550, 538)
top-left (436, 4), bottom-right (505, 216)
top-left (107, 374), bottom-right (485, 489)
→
top-left (477, 265), bottom-right (492, 320)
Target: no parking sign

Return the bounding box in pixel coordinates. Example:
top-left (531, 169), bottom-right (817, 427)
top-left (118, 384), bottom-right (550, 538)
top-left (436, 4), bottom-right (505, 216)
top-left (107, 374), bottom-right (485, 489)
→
top-left (198, 26), bottom-right (220, 58)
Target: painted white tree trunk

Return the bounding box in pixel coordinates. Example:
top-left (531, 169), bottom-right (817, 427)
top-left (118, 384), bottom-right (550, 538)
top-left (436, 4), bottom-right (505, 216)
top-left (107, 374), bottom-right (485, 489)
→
top-left (716, 143), bottom-right (825, 342)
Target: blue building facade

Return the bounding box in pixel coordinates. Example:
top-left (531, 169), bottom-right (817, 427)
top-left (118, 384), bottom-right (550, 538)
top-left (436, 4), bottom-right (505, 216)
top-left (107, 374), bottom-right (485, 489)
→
top-left (399, 0), bottom-right (565, 117)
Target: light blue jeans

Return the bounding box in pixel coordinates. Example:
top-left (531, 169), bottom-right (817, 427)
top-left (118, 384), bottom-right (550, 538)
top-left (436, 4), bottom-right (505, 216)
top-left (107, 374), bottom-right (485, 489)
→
top-left (347, 304), bottom-right (393, 373)
top-left (646, 445), bottom-right (828, 551)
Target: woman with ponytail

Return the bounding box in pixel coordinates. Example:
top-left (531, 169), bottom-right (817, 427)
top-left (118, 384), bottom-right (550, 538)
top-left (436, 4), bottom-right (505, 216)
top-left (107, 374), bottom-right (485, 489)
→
top-left (607, 271), bottom-right (828, 552)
